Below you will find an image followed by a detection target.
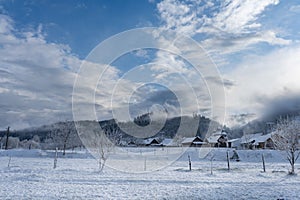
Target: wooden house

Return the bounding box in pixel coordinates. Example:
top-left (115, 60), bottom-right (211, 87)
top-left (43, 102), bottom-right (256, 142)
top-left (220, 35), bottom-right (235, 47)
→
top-left (181, 136), bottom-right (206, 147)
top-left (205, 131), bottom-right (228, 147)
top-left (143, 138), bottom-right (161, 146)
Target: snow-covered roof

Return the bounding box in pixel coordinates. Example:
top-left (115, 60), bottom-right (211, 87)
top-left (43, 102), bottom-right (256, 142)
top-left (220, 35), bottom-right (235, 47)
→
top-left (254, 133), bottom-right (272, 143)
top-left (240, 132), bottom-right (277, 145)
top-left (161, 138), bottom-right (173, 146)
top-left (252, 133), bottom-right (280, 145)
top-left (206, 131), bottom-right (228, 143)
top-left (240, 133), bottom-right (263, 144)
top-left (181, 136), bottom-right (202, 144)
top-left (206, 135), bottom-right (223, 143)
top-left (142, 138), bottom-right (159, 145)
top-left (193, 141), bottom-right (207, 145)
top-left (228, 138), bottom-right (240, 142)
top-left (182, 137), bottom-right (195, 144)
top-left (228, 138), bottom-right (241, 147)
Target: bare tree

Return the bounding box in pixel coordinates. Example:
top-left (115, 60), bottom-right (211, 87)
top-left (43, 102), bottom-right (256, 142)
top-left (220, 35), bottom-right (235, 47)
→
top-left (54, 147), bottom-right (58, 169)
top-left (78, 121), bottom-right (114, 172)
top-left (92, 130), bottom-right (114, 172)
top-left (102, 122), bottom-right (122, 146)
top-left (272, 118), bottom-right (300, 175)
top-left (203, 149), bottom-right (215, 175)
top-left (62, 128), bottom-right (71, 156)
top-left (172, 134), bottom-right (184, 146)
top-left (49, 121), bottom-right (81, 154)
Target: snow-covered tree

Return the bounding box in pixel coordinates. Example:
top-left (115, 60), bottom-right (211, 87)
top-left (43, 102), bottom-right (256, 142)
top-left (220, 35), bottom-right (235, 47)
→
top-left (48, 121), bottom-right (82, 153)
top-left (19, 138), bottom-right (40, 149)
top-left (76, 121), bottom-right (114, 172)
top-left (1, 136), bottom-right (20, 149)
top-left (272, 117), bottom-right (300, 175)
top-left (101, 120), bottom-right (123, 146)
top-left (94, 131), bottom-right (113, 172)
top-left (32, 135), bottom-right (40, 143)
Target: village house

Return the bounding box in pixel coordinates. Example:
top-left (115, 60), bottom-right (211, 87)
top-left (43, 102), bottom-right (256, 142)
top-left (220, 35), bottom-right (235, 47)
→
top-left (253, 133), bottom-right (275, 149)
top-left (181, 136), bottom-right (206, 147)
top-left (142, 138), bottom-right (161, 146)
top-left (127, 141), bottom-right (137, 147)
top-left (239, 132), bottom-right (282, 149)
top-left (205, 130), bottom-right (228, 147)
top-left (227, 138), bottom-right (241, 149)
top-left (240, 133), bottom-right (263, 149)
top-left (160, 138), bottom-right (174, 147)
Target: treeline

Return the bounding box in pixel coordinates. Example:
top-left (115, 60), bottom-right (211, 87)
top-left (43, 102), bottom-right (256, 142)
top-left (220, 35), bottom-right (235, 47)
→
top-left (0, 114), bottom-right (226, 149)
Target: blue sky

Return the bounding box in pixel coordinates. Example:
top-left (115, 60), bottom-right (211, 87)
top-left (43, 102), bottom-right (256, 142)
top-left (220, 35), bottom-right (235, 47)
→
top-left (1, 0), bottom-right (300, 129)
top-left (0, 0), bottom-right (159, 58)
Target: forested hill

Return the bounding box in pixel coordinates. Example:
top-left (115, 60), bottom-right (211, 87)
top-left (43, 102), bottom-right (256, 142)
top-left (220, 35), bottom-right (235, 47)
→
top-left (0, 115), bottom-right (224, 149)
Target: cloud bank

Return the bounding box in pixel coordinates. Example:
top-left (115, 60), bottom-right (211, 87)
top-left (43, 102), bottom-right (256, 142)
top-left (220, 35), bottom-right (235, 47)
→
top-left (0, 14), bottom-right (83, 129)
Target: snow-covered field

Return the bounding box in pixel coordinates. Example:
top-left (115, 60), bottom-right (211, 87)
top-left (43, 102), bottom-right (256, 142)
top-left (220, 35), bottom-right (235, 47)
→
top-left (0, 148), bottom-right (299, 200)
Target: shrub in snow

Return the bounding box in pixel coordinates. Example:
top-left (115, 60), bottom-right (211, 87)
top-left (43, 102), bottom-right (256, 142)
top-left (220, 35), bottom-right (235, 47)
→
top-left (19, 139), bottom-right (40, 149)
top-left (32, 135), bottom-right (41, 143)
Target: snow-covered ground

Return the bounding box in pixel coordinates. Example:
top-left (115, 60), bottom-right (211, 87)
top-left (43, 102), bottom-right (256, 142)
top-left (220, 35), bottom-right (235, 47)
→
top-left (0, 148), bottom-right (299, 199)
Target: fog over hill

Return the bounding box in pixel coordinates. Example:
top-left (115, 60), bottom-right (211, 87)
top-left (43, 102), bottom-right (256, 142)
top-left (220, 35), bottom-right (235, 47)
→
top-left (0, 114), bottom-right (227, 149)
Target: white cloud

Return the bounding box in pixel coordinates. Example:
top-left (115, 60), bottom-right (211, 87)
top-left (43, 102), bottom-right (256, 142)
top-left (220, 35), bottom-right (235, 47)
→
top-left (1, 14), bottom-right (145, 129)
top-left (0, 14), bottom-right (18, 44)
top-left (0, 14), bottom-right (214, 129)
top-left (133, 49), bottom-right (149, 58)
top-left (0, 14), bottom-right (12, 33)
top-left (157, 0), bottom-right (205, 36)
top-left (150, 51), bottom-right (194, 79)
top-left (202, 30), bottom-right (291, 55)
top-left (0, 15), bottom-right (86, 129)
top-left (156, 0), bottom-right (289, 55)
top-left (207, 0), bottom-right (279, 35)
top-left (290, 5), bottom-right (300, 13)
top-left (155, 0), bottom-right (298, 125)
top-left (225, 44), bottom-right (300, 117)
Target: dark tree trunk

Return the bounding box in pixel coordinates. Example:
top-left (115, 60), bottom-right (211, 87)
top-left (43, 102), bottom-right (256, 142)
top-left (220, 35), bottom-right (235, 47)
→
top-left (63, 130), bottom-right (70, 156)
top-left (290, 149), bottom-right (295, 174)
top-left (227, 151), bottom-right (230, 171)
top-left (5, 126), bottom-right (10, 150)
top-left (54, 147), bottom-right (58, 169)
top-left (63, 143), bottom-right (66, 156)
top-left (262, 153), bottom-right (266, 172)
top-left (188, 155), bottom-right (191, 171)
